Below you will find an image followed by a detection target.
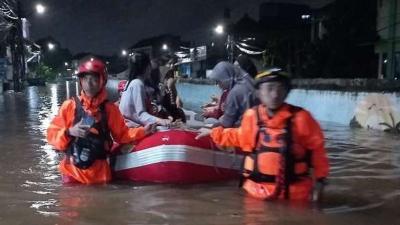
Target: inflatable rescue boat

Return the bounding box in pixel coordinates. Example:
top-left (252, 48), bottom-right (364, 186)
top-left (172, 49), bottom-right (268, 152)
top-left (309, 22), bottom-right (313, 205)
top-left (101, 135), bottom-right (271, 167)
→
top-left (112, 129), bottom-right (242, 183)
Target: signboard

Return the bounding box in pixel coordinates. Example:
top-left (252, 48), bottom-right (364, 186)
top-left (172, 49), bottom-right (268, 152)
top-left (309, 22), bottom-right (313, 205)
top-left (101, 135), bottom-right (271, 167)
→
top-left (190, 46), bottom-right (207, 61)
top-left (195, 46), bottom-right (207, 60)
top-left (176, 45), bottom-right (207, 64)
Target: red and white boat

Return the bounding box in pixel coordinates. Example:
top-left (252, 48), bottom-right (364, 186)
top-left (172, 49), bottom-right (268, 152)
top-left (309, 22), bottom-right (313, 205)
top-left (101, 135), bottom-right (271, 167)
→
top-left (112, 129), bottom-right (242, 184)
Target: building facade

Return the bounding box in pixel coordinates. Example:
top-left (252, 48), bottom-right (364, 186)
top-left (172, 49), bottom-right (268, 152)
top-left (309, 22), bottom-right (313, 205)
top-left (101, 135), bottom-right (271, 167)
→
top-left (375, 0), bottom-right (400, 79)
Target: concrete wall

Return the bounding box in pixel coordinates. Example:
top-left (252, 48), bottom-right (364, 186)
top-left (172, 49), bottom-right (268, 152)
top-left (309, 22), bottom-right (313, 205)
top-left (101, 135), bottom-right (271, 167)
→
top-left (108, 78), bottom-right (400, 132)
top-left (292, 78), bottom-right (400, 92)
top-left (287, 90), bottom-right (400, 131)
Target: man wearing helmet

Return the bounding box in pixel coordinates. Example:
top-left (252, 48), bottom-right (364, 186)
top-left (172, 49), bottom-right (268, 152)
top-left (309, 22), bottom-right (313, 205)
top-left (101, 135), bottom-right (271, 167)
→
top-left (47, 56), bottom-right (156, 184)
top-left (197, 69), bottom-right (329, 202)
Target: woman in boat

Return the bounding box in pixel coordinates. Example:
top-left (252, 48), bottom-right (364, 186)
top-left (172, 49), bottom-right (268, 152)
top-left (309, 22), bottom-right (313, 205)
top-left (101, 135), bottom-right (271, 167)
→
top-left (202, 62), bottom-right (235, 125)
top-left (119, 51), bottom-right (172, 128)
top-left (203, 55), bottom-right (258, 128)
top-left (158, 69), bottom-right (186, 123)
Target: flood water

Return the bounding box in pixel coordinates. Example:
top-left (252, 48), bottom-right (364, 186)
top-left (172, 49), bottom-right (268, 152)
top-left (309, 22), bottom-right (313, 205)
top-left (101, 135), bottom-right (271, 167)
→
top-left (0, 81), bottom-right (399, 225)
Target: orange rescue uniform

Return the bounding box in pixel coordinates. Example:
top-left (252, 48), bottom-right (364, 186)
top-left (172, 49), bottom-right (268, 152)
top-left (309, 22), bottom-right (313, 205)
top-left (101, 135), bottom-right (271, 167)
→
top-left (210, 103), bottom-right (329, 201)
top-left (47, 89), bottom-right (146, 184)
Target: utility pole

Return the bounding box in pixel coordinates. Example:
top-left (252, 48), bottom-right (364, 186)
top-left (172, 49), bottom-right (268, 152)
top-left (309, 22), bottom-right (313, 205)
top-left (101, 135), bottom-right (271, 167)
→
top-left (15, 0), bottom-right (26, 91)
top-left (10, 21), bottom-right (21, 91)
top-left (9, 0), bottom-right (24, 92)
top-left (9, 0), bottom-right (26, 92)
top-left (224, 8), bottom-right (235, 63)
top-left (387, 0), bottom-right (397, 79)
top-left (227, 34), bottom-right (234, 63)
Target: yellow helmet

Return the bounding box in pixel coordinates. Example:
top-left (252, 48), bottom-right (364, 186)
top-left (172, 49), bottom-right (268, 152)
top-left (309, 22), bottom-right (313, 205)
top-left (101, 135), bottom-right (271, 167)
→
top-left (254, 68), bottom-right (291, 90)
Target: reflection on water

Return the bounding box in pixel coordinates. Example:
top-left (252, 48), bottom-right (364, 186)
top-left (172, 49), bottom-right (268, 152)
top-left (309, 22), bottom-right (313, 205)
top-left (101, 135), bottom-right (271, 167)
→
top-left (0, 82), bottom-right (399, 225)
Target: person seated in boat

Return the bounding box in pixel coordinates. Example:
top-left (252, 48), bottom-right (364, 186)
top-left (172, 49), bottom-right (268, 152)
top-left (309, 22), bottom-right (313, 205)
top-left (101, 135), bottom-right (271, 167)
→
top-left (204, 55), bottom-right (258, 128)
top-left (223, 54), bottom-right (258, 127)
top-left (144, 59), bottom-right (183, 122)
top-left (158, 69), bottom-right (186, 123)
top-left (202, 62), bottom-right (235, 124)
top-left (140, 59), bottom-right (164, 116)
top-left (119, 51), bottom-right (172, 128)
top-left (234, 54), bottom-right (258, 83)
top-left (196, 69), bottom-right (329, 202)
top-left (202, 54), bottom-right (257, 123)
top-left (146, 60), bottom-right (163, 104)
top-left (47, 57), bottom-right (156, 184)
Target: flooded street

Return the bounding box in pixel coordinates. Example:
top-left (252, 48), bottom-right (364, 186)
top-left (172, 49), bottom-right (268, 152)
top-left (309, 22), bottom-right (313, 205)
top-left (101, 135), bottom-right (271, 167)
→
top-left (0, 82), bottom-right (399, 225)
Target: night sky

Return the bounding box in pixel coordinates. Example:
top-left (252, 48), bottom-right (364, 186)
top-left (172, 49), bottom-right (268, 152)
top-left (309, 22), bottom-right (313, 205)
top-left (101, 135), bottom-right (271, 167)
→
top-left (20, 0), bottom-right (332, 56)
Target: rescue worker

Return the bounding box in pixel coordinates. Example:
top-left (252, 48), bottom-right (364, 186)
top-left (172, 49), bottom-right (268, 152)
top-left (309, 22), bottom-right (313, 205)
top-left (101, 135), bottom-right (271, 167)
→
top-left (47, 57), bottom-right (156, 184)
top-left (196, 69), bottom-right (329, 202)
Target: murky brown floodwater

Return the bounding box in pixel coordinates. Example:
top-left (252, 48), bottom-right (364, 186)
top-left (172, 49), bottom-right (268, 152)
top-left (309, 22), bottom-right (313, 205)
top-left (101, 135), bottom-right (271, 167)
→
top-left (0, 82), bottom-right (399, 225)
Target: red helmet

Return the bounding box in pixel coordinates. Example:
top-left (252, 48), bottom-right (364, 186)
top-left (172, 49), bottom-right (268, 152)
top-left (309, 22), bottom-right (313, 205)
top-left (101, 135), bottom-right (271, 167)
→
top-left (77, 58), bottom-right (107, 85)
top-left (118, 80), bottom-right (127, 93)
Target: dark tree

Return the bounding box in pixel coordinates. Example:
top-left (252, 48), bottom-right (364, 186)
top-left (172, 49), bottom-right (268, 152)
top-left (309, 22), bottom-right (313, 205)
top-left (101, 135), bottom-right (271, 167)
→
top-left (35, 36), bottom-right (72, 72)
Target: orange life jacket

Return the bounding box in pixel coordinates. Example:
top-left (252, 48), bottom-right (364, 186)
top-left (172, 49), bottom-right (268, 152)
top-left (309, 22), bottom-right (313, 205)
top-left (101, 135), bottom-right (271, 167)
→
top-left (66, 97), bottom-right (113, 169)
top-left (242, 105), bottom-right (310, 200)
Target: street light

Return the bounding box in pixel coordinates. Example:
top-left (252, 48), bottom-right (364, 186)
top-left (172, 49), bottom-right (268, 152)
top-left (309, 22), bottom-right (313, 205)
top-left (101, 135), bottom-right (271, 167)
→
top-left (215, 24), bottom-right (224, 34)
top-left (214, 24), bottom-right (234, 63)
top-left (35, 3), bottom-right (46, 14)
top-left (47, 42), bottom-right (55, 51)
top-left (301, 14), bottom-right (311, 20)
top-left (121, 49), bottom-right (127, 56)
top-left (162, 44), bottom-right (168, 51)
